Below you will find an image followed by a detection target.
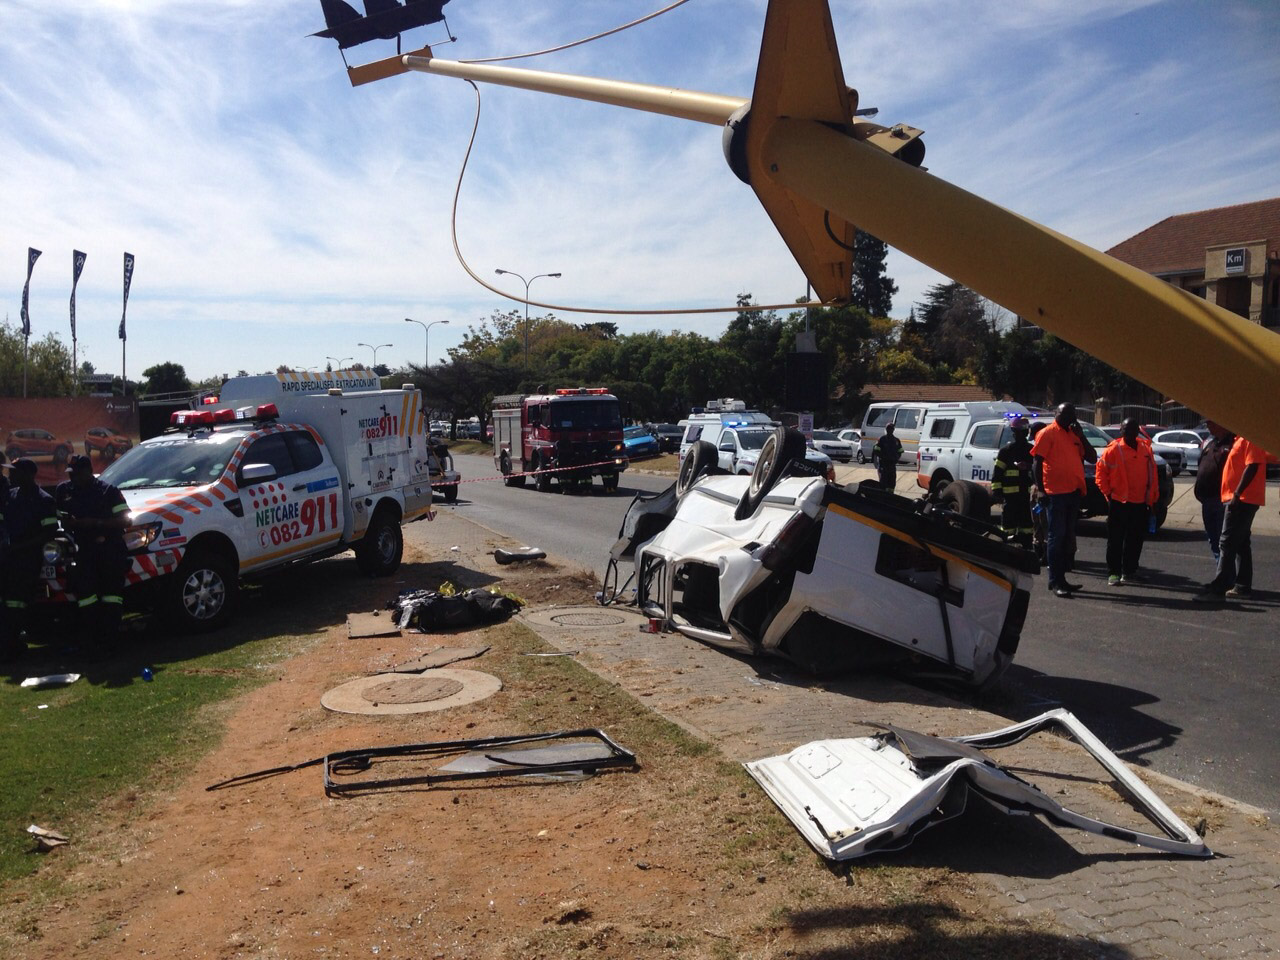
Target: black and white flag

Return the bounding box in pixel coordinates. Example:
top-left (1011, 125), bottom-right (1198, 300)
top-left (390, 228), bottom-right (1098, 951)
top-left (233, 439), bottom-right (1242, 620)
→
top-left (70, 250), bottom-right (87, 339)
top-left (20, 247), bottom-right (41, 336)
top-left (119, 252), bottom-right (134, 340)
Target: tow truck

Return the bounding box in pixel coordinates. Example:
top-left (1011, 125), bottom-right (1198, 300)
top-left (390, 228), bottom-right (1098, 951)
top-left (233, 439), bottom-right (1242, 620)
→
top-left (492, 387), bottom-right (627, 493)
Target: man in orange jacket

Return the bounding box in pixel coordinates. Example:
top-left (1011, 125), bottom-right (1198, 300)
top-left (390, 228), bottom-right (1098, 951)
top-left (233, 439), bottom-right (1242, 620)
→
top-left (1096, 418), bottom-right (1158, 585)
top-left (1195, 433), bottom-right (1270, 601)
top-left (1031, 402), bottom-right (1097, 597)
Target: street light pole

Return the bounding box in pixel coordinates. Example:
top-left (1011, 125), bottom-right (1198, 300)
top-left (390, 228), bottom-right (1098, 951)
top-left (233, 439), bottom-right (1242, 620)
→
top-left (357, 342), bottom-right (393, 369)
top-left (494, 269), bottom-right (561, 371)
top-left (326, 355), bottom-right (353, 370)
top-left (404, 317), bottom-right (449, 371)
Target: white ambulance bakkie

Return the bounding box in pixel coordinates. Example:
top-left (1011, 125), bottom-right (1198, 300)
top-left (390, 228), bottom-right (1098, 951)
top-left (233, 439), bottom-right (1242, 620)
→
top-left (78, 371), bottom-right (438, 632)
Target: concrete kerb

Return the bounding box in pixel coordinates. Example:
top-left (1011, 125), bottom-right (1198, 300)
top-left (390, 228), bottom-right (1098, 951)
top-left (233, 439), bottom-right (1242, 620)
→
top-left (412, 506), bottom-right (1279, 959)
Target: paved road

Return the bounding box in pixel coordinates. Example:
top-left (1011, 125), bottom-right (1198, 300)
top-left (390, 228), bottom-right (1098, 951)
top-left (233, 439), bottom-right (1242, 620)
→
top-left (435, 452), bottom-right (1280, 811)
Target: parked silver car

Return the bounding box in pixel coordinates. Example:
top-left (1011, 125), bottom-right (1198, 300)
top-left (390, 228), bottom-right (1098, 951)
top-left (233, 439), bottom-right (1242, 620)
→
top-left (1152, 429), bottom-right (1203, 472)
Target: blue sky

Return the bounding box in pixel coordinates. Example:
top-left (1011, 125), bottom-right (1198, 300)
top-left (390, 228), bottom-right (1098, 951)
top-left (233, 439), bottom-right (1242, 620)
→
top-left (3, 0), bottom-right (1277, 382)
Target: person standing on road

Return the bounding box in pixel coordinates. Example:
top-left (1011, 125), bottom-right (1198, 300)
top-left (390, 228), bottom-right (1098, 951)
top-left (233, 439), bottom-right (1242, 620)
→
top-left (1194, 422), bottom-right (1235, 564)
top-left (1031, 403), bottom-right (1097, 597)
top-left (991, 415), bottom-right (1034, 550)
top-left (1, 459), bottom-right (58, 659)
top-left (56, 455), bottom-right (132, 650)
top-left (1195, 434), bottom-right (1270, 602)
top-left (1096, 418), bottom-right (1158, 585)
top-left (874, 422), bottom-right (903, 491)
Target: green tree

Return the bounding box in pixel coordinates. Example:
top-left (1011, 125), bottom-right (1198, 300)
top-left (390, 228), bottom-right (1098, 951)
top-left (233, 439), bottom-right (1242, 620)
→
top-left (141, 361), bottom-right (193, 396)
top-left (0, 320), bottom-right (74, 397)
top-left (851, 230), bottom-right (898, 317)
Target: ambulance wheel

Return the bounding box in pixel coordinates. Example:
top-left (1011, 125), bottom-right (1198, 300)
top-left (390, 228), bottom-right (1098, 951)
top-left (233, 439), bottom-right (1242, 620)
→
top-left (735, 428), bottom-right (806, 521)
top-left (676, 440), bottom-right (717, 497)
top-left (937, 478), bottom-right (992, 522)
top-left (535, 455), bottom-right (553, 492)
top-left (356, 509), bottom-right (403, 576)
top-left (165, 548), bottom-right (238, 633)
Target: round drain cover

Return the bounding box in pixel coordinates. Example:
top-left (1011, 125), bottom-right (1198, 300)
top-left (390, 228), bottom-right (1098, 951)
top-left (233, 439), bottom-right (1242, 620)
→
top-left (321, 669), bottom-right (502, 715)
top-left (551, 612), bottom-right (627, 627)
top-left (362, 676), bottom-right (464, 705)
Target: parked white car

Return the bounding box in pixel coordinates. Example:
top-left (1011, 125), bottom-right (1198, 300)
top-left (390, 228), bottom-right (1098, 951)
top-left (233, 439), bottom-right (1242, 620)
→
top-left (810, 429), bottom-right (855, 462)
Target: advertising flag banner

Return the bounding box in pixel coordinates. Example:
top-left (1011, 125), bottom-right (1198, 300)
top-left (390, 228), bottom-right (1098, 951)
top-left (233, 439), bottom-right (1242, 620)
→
top-left (119, 252), bottom-right (135, 340)
top-left (21, 247), bottom-right (42, 336)
top-left (71, 249), bottom-right (87, 339)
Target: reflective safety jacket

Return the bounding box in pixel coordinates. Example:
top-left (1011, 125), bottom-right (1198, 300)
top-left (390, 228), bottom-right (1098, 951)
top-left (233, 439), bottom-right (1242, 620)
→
top-left (992, 437), bottom-right (1033, 499)
top-left (1096, 438), bottom-right (1157, 505)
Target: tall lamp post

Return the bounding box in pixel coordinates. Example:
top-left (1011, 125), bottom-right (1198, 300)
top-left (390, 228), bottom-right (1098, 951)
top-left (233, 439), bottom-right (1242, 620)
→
top-left (357, 342), bottom-right (392, 370)
top-left (404, 317), bottom-right (449, 371)
top-left (326, 355), bottom-right (353, 370)
top-left (494, 268), bottom-right (561, 370)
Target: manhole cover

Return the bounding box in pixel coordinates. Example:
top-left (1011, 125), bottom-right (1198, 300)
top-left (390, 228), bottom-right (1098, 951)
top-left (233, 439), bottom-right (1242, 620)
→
top-left (321, 669), bottom-right (502, 715)
top-left (362, 676), bottom-right (464, 704)
top-left (551, 612), bottom-right (628, 627)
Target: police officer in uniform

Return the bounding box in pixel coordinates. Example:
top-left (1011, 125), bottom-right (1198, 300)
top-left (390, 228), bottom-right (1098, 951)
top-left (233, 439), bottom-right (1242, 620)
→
top-left (874, 422), bottom-right (903, 490)
top-left (1, 459), bottom-right (58, 658)
top-left (990, 415), bottom-right (1034, 549)
top-left (56, 455), bottom-right (131, 646)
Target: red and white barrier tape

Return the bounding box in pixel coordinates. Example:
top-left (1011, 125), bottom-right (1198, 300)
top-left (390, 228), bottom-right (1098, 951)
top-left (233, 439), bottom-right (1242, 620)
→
top-left (425, 457), bottom-right (628, 487)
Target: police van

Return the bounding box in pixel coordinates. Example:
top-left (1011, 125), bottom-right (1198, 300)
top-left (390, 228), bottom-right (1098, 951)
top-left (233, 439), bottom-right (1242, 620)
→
top-left (39, 371), bottom-right (445, 632)
top-left (913, 402), bottom-right (1030, 493)
top-left (678, 399), bottom-right (835, 479)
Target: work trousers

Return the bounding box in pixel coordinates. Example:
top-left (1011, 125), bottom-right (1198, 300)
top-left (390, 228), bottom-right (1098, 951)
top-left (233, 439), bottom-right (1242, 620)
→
top-left (0, 548), bottom-right (43, 652)
top-left (68, 545), bottom-right (129, 644)
top-left (1200, 498), bottom-right (1225, 561)
top-left (1000, 494), bottom-right (1034, 550)
top-left (1045, 491), bottom-right (1080, 587)
top-left (1209, 501), bottom-right (1259, 593)
top-left (1105, 500), bottom-right (1149, 577)
top-left (877, 462), bottom-right (897, 491)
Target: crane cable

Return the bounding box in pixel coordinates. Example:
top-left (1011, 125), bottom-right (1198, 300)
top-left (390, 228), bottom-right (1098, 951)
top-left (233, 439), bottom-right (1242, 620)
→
top-left (460, 0), bottom-right (696, 65)
top-left (449, 79), bottom-right (828, 318)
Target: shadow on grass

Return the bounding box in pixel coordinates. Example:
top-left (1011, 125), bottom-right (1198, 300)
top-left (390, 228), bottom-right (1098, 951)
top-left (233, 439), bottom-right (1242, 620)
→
top-left (2, 555), bottom-right (503, 689)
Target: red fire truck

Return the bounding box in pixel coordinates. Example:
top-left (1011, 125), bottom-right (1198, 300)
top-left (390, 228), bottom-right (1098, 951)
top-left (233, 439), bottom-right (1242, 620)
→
top-left (492, 387), bottom-right (627, 493)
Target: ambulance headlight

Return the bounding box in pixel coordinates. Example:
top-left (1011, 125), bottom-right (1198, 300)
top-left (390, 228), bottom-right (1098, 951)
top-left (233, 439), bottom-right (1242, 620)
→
top-left (42, 540), bottom-right (69, 565)
top-left (124, 521), bottom-right (164, 553)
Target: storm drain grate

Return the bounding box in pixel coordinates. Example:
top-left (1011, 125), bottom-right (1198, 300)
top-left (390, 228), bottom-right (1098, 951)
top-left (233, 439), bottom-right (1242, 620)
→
top-left (551, 612), bottom-right (628, 627)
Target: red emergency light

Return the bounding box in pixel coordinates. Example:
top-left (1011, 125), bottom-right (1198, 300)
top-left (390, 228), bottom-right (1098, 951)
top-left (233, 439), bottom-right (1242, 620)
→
top-left (256, 403), bottom-right (279, 420)
top-left (555, 387), bottom-right (610, 395)
top-left (212, 408), bottom-right (236, 423)
top-left (201, 395), bottom-right (220, 405)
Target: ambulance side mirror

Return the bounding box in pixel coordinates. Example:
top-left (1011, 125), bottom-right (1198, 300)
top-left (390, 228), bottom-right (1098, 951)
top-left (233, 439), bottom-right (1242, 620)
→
top-left (241, 463), bottom-right (278, 484)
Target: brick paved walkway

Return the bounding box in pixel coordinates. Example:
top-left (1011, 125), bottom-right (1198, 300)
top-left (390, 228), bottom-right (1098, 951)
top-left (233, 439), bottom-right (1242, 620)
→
top-left (430, 510), bottom-right (1280, 958)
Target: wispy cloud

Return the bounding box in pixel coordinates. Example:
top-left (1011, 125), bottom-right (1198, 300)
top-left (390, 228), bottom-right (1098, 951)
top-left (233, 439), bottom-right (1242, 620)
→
top-left (3, 0), bottom-right (1276, 377)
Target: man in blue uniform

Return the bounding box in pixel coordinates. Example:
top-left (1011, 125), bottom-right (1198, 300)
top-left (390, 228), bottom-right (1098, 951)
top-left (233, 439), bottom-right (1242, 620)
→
top-left (56, 455), bottom-right (131, 646)
top-left (1, 459), bottom-right (58, 658)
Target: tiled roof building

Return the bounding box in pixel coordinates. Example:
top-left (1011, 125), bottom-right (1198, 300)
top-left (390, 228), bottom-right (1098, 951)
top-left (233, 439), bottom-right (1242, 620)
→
top-left (1106, 197), bottom-right (1280, 328)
